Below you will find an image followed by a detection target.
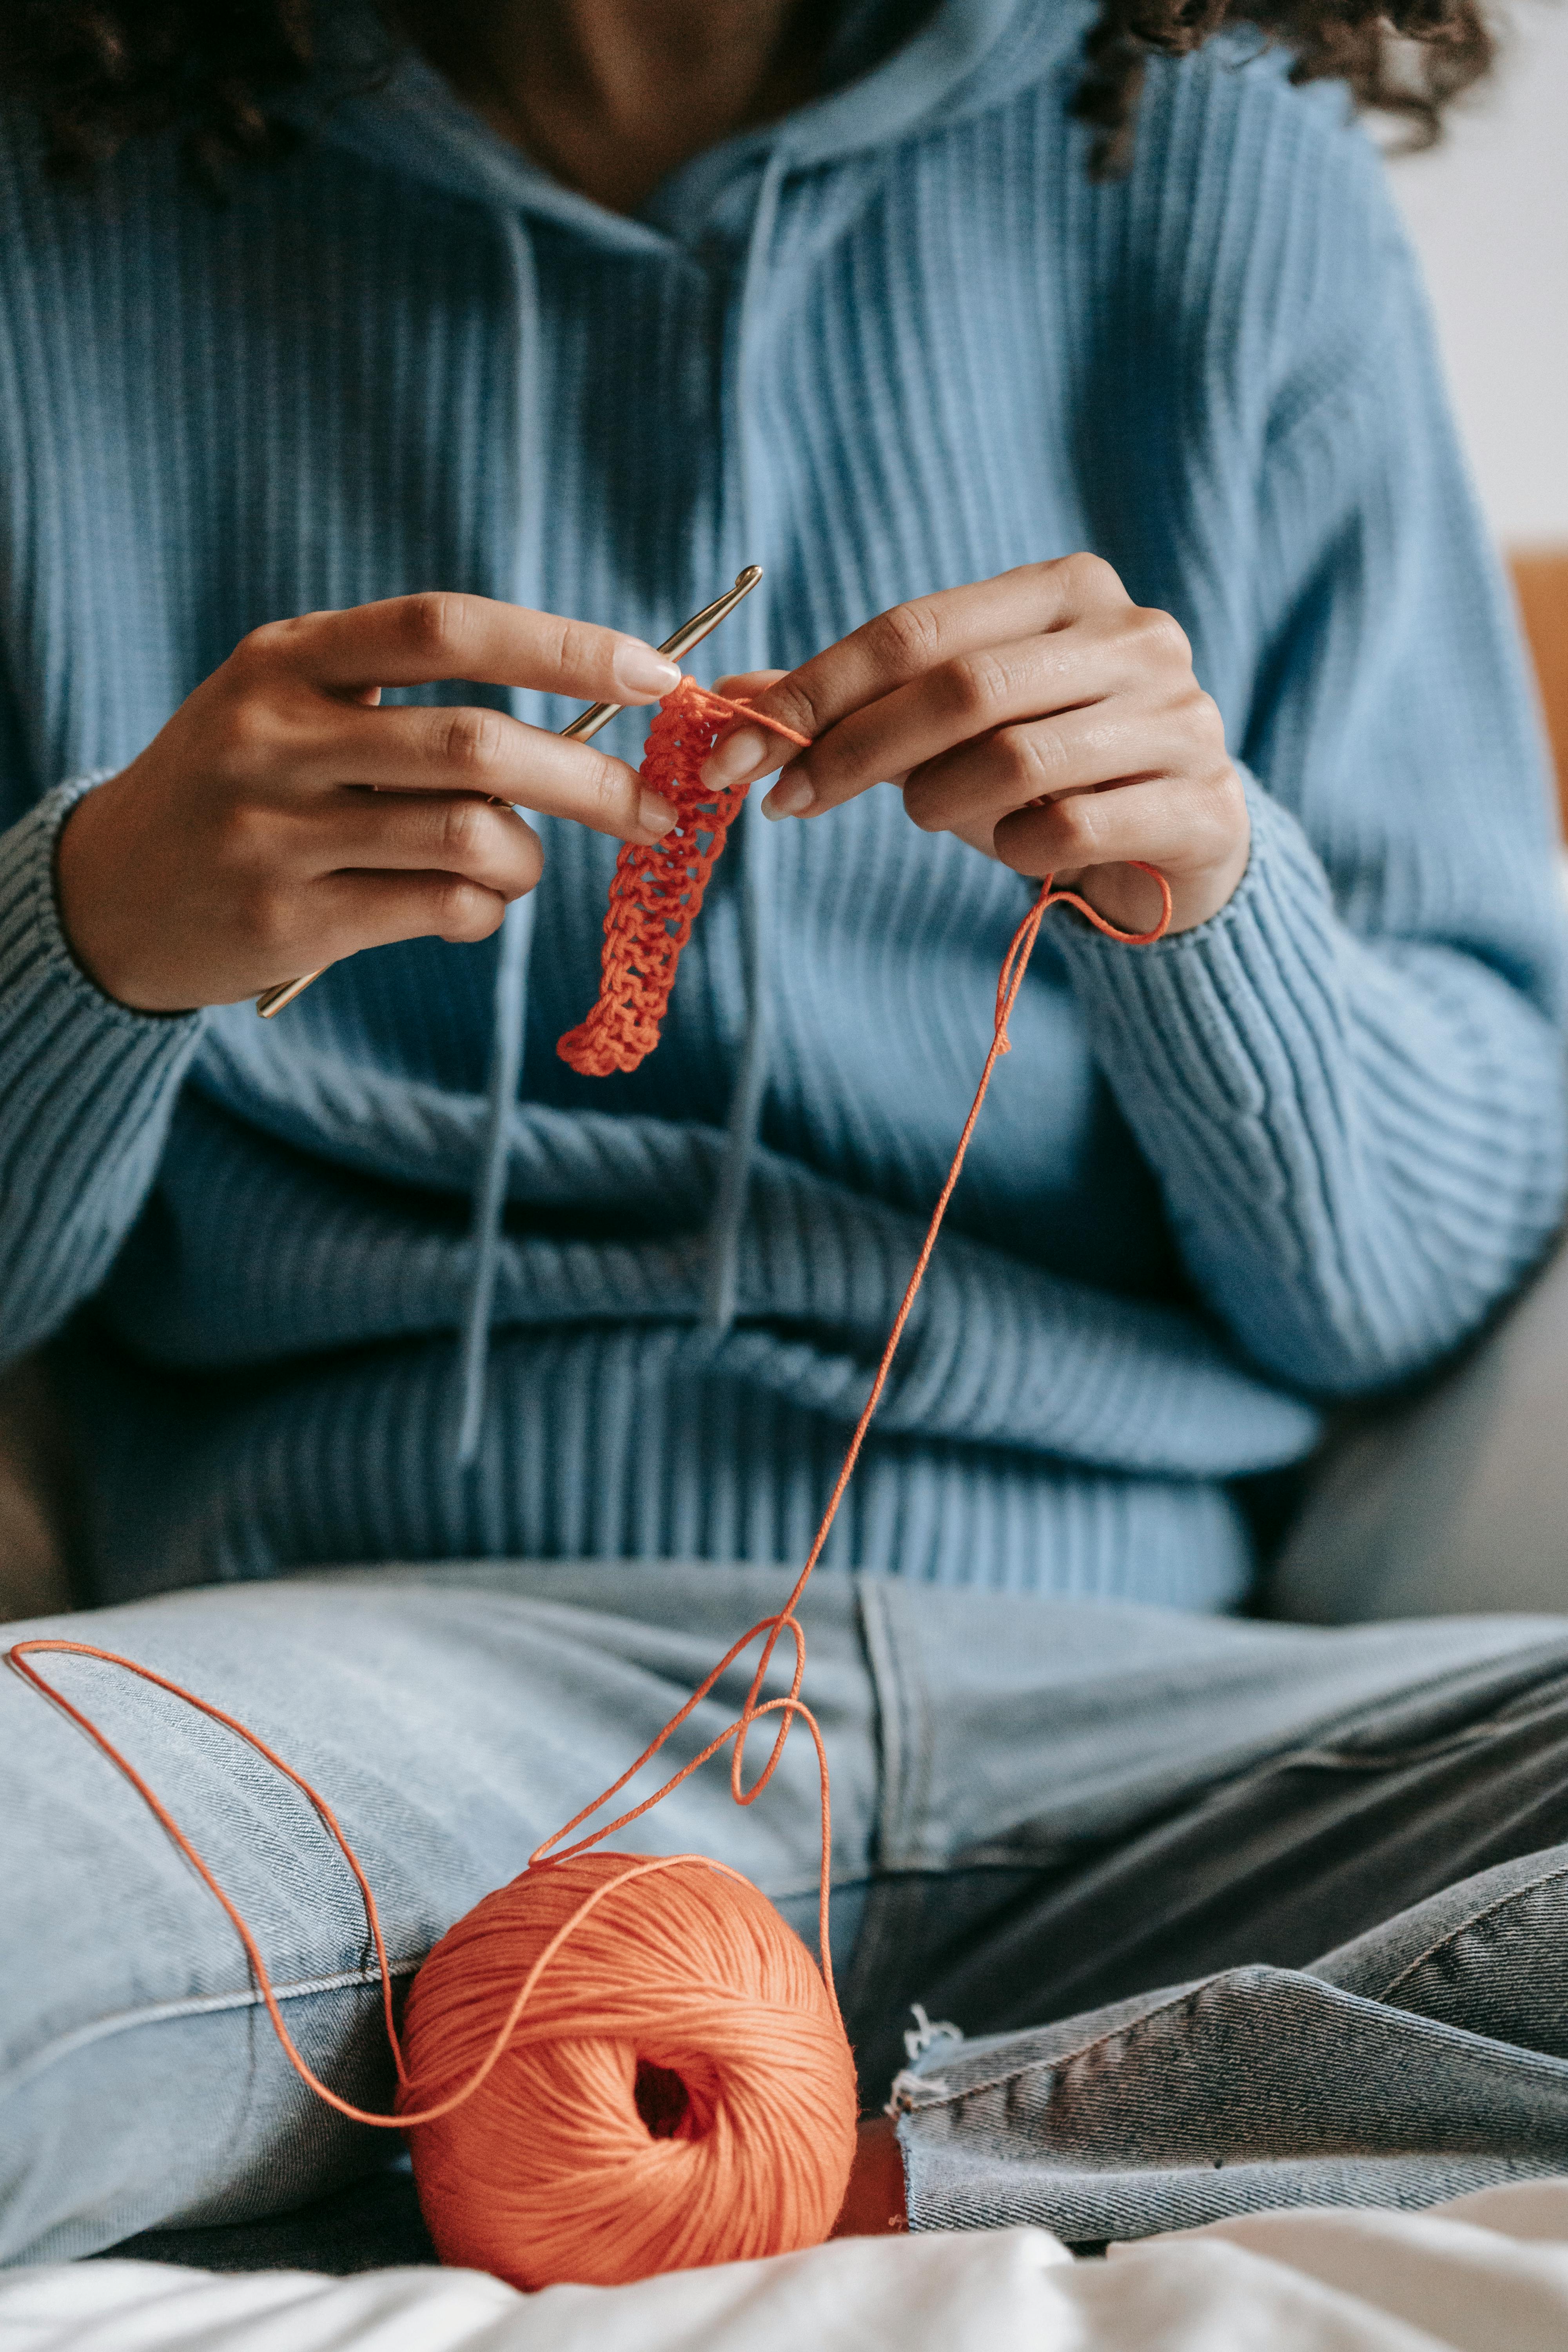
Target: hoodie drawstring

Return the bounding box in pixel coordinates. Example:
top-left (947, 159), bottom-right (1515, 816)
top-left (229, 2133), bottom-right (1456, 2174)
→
top-left (457, 214), bottom-right (546, 1468)
top-left (459, 151), bottom-right (791, 1455)
top-left (701, 148), bottom-right (790, 1335)
top-left (701, 790), bottom-right (771, 1330)
top-left (456, 892), bottom-right (534, 1465)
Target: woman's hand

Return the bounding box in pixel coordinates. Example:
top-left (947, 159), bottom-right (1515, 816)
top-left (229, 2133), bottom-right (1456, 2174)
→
top-left (56, 594), bottom-right (683, 1012)
top-left (703, 556), bottom-right (1248, 936)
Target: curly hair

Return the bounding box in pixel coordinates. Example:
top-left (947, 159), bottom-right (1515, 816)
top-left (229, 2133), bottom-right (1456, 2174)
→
top-left (1074, 0), bottom-right (1494, 176)
top-left (0, 0), bottom-right (1495, 189)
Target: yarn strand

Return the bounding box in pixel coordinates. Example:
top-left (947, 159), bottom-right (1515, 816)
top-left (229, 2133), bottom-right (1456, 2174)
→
top-left (6, 1635), bottom-right (791, 2130)
top-left (9, 848), bottom-right (1168, 2100)
top-left (528, 853), bottom-right (1172, 1985)
top-left (4, 690), bottom-right (1171, 2278)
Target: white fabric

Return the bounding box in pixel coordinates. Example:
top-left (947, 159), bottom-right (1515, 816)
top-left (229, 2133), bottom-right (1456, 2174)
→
top-left (5, 2183), bottom-right (1568, 2352)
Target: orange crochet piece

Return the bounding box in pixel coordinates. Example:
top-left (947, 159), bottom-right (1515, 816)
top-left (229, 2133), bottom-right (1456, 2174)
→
top-left (557, 681), bottom-right (811, 1078)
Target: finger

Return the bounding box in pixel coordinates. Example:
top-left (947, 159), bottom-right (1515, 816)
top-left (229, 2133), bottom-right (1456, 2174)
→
top-left (293, 871), bottom-right (517, 973)
top-left (763, 613), bottom-right (1172, 819)
top-left (254, 701), bottom-right (679, 846)
top-left (695, 671), bottom-right (795, 793)
top-left (301, 791), bottom-right (544, 898)
top-left (990, 773), bottom-right (1240, 882)
top-left (243, 594), bottom-right (684, 704)
top-left (245, 879), bottom-right (502, 996)
top-left (703, 555), bottom-right (1132, 790)
top-left (902, 692), bottom-right (1178, 838)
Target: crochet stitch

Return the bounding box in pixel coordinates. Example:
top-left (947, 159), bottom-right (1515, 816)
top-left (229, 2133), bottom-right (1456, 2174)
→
top-left (557, 682), bottom-right (811, 1078)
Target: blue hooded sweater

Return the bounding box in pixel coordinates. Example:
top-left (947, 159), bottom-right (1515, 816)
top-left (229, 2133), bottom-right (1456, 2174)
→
top-left (0, 0), bottom-right (1563, 1607)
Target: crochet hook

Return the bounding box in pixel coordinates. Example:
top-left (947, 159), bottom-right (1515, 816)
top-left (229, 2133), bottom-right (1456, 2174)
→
top-left (254, 565), bottom-right (765, 1018)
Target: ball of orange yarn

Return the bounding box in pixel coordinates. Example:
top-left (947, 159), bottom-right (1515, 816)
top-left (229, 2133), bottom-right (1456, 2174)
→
top-left (397, 1851), bottom-right (858, 2290)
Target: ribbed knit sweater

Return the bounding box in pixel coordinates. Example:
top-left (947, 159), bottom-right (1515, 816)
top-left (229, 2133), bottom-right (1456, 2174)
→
top-left (0, 0), bottom-right (1563, 1608)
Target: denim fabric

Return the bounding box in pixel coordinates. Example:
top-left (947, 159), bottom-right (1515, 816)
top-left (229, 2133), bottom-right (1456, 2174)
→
top-left (3, 5), bottom-right (1565, 1615)
top-left (96, 2162), bottom-right (437, 2277)
top-left (6, 1565), bottom-right (1568, 2267)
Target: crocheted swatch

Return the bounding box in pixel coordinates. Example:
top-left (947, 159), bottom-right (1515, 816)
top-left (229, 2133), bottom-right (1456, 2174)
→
top-left (557, 681), bottom-right (810, 1078)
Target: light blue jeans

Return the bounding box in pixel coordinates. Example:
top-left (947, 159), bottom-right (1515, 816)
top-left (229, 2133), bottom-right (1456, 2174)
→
top-left (5, 1562), bottom-right (1568, 2269)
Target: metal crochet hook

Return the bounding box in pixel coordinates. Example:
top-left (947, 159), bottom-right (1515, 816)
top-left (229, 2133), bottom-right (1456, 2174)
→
top-left (254, 565), bottom-right (765, 1018)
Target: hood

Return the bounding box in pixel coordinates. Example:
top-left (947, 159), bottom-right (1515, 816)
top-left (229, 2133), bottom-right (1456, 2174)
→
top-left (303, 0), bottom-right (1089, 240)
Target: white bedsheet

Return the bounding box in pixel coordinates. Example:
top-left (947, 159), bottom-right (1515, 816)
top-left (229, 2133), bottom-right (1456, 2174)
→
top-left (5, 2182), bottom-right (1568, 2352)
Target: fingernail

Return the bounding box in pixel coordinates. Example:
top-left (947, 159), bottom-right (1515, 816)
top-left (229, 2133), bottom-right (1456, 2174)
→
top-left (762, 772), bottom-right (814, 820)
top-left (639, 790), bottom-right (677, 836)
top-left (614, 642), bottom-right (683, 698)
top-left (701, 727), bottom-right (769, 789)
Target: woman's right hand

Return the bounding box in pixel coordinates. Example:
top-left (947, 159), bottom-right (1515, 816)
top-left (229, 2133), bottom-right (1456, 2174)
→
top-left (54, 593), bottom-right (683, 1012)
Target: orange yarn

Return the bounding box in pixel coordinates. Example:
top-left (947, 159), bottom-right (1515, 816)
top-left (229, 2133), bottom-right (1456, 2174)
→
top-left (6, 740), bottom-right (1171, 2292)
top-left (9, 1633), bottom-right (857, 2287)
top-left (558, 682), bottom-right (811, 1077)
top-left (399, 1852), bottom-right (856, 2285)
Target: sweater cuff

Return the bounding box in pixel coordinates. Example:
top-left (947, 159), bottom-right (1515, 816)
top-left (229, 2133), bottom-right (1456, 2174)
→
top-left (0, 778), bottom-right (204, 1126)
top-left (1046, 769), bottom-right (1343, 1130)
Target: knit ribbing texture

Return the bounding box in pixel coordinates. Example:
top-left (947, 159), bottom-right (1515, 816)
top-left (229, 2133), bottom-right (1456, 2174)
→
top-left (0, 3), bottom-right (1563, 1605)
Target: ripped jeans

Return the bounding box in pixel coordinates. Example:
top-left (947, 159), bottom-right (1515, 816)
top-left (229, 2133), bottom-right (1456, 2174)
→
top-left (5, 1562), bottom-right (1568, 2268)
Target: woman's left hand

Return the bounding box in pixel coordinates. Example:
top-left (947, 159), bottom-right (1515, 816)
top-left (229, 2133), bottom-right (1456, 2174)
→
top-left (702, 556), bottom-right (1249, 936)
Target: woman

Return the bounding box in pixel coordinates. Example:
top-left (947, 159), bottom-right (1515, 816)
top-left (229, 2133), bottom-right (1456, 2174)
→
top-left (4, 0), bottom-right (1568, 2275)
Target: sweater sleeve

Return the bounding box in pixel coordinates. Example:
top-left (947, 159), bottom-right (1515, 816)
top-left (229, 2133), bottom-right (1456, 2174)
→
top-left (0, 778), bottom-right (203, 1368)
top-left (1054, 209), bottom-right (1568, 1399)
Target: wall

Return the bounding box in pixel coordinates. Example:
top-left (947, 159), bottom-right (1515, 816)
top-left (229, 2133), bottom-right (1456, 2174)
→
top-left (1387, 0), bottom-right (1568, 544)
